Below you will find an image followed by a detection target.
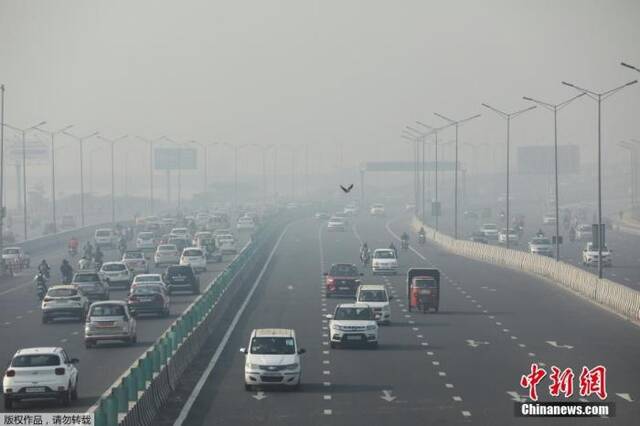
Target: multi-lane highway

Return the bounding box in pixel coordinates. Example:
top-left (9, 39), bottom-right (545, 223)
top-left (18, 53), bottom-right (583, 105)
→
top-left (0, 226), bottom-right (249, 413)
top-left (160, 210), bottom-right (639, 425)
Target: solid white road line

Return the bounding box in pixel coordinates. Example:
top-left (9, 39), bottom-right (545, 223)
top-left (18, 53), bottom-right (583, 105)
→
top-left (173, 224), bottom-right (290, 426)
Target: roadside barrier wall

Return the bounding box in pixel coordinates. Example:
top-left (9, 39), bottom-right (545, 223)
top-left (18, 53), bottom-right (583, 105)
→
top-left (88, 218), bottom-right (281, 426)
top-left (411, 217), bottom-right (640, 324)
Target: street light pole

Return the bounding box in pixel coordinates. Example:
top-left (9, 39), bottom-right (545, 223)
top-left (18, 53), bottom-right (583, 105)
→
top-left (433, 112), bottom-right (481, 239)
top-left (618, 141), bottom-right (637, 211)
top-left (98, 135), bottom-right (127, 227)
top-left (3, 121), bottom-right (47, 240)
top-left (562, 78), bottom-right (637, 278)
top-left (481, 103), bottom-right (536, 250)
top-left (522, 94), bottom-right (585, 261)
top-left (137, 136), bottom-right (165, 215)
top-left (0, 85), bottom-right (4, 258)
top-left (401, 133), bottom-right (420, 217)
top-left (403, 128), bottom-right (424, 219)
top-left (35, 124), bottom-right (73, 233)
top-left (63, 131), bottom-right (99, 227)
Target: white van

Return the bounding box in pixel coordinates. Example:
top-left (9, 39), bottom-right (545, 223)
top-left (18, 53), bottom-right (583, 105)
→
top-left (94, 228), bottom-right (116, 248)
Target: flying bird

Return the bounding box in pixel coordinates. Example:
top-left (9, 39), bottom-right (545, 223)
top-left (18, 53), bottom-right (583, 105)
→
top-left (340, 184), bottom-right (354, 193)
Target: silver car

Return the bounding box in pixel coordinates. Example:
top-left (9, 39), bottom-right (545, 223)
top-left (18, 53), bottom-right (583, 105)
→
top-left (84, 301), bottom-right (137, 348)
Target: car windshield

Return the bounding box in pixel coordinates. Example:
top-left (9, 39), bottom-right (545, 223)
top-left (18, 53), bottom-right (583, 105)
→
top-left (532, 238), bottom-right (551, 245)
top-left (334, 307), bottom-right (373, 320)
top-left (48, 288), bottom-right (78, 297)
top-left (96, 230), bottom-right (111, 237)
top-left (90, 304), bottom-right (126, 317)
top-left (12, 354), bottom-right (60, 367)
top-left (3, 248), bottom-right (19, 254)
top-left (135, 275), bottom-right (161, 282)
top-left (358, 290), bottom-right (387, 302)
top-left (73, 273), bottom-right (100, 282)
top-left (183, 249), bottom-right (203, 257)
top-left (329, 264), bottom-right (358, 276)
top-left (103, 264), bottom-right (126, 271)
top-left (124, 252), bottom-right (144, 259)
top-left (250, 337), bottom-right (296, 355)
top-left (374, 250), bottom-right (395, 259)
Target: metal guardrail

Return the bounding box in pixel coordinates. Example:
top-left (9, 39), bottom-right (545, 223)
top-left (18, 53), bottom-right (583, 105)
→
top-left (88, 219), bottom-right (278, 426)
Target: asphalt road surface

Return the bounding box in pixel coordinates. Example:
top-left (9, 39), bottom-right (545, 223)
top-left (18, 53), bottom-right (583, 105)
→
top-left (171, 212), bottom-right (639, 425)
top-left (0, 228), bottom-right (250, 413)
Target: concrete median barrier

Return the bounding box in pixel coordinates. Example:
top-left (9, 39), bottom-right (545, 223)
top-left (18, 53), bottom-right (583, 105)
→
top-left (411, 216), bottom-right (640, 324)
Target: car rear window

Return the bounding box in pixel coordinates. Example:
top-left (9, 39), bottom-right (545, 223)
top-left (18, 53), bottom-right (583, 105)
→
top-left (73, 273), bottom-right (100, 283)
top-left (166, 266), bottom-right (194, 281)
top-left (12, 354), bottom-right (60, 367)
top-left (96, 230), bottom-right (111, 237)
top-left (158, 245), bottom-right (176, 251)
top-left (90, 304), bottom-right (126, 317)
top-left (330, 264), bottom-right (358, 276)
top-left (124, 252), bottom-right (144, 259)
top-left (138, 232), bottom-right (153, 239)
top-left (48, 288), bottom-right (78, 297)
top-left (183, 249), bottom-right (203, 257)
top-left (103, 264), bottom-right (126, 272)
top-left (135, 275), bottom-right (161, 282)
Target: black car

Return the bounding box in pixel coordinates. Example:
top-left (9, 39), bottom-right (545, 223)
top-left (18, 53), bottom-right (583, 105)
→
top-left (168, 237), bottom-right (189, 253)
top-left (470, 231), bottom-right (488, 244)
top-left (71, 272), bottom-right (110, 300)
top-left (324, 263), bottom-right (363, 297)
top-left (164, 265), bottom-right (200, 294)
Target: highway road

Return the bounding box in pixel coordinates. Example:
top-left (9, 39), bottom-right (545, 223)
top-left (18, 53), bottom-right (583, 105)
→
top-left (164, 211), bottom-right (639, 425)
top-left (0, 225), bottom-right (250, 413)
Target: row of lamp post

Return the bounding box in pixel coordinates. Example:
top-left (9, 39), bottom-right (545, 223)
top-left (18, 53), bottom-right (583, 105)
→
top-left (400, 61), bottom-right (638, 280)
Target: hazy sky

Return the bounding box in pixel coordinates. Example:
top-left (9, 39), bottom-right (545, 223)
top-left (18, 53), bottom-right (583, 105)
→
top-left (1, 0), bottom-right (639, 201)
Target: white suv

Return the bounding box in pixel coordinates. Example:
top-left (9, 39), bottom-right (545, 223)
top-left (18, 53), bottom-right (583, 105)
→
top-left (99, 262), bottom-right (133, 289)
top-left (241, 328), bottom-right (305, 390)
top-left (3, 347), bottom-right (79, 410)
top-left (94, 228), bottom-right (116, 248)
top-left (41, 285), bottom-right (89, 324)
top-left (371, 249), bottom-right (398, 275)
top-left (356, 285), bottom-right (392, 325)
top-left (328, 303), bottom-right (378, 348)
top-left (180, 247), bottom-right (207, 273)
top-left (369, 204), bottom-right (385, 216)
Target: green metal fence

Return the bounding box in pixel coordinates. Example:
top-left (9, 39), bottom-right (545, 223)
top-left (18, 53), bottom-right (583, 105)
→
top-left (89, 220), bottom-right (276, 426)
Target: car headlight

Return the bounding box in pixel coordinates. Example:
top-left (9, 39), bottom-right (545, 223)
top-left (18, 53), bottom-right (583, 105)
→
top-left (247, 363), bottom-right (260, 370)
top-left (366, 325), bottom-right (377, 330)
top-left (283, 363), bottom-right (299, 371)
top-left (332, 324), bottom-right (345, 331)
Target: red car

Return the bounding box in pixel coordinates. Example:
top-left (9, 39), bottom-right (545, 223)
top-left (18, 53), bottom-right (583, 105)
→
top-left (324, 263), bottom-right (363, 297)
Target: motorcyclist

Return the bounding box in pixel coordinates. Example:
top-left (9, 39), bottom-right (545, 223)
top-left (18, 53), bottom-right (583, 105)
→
top-left (83, 241), bottom-right (94, 259)
top-left (38, 259), bottom-right (50, 279)
top-left (94, 246), bottom-right (104, 268)
top-left (118, 235), bottom-right (127, 255)
top-left (78, 256), bottom-right (91, 270)
top-left (389, 242), bottom-right (397, 258)
top-left (60, 259), bottom-right (73, 284)
top-left (536, 229), bottom-right (544, 238)
top-left (34, 272), bottom-right (48, 299)
top-left (418, 226), bottom-right (426, 244)
top-left (360, 242), bottom-right (369, 258)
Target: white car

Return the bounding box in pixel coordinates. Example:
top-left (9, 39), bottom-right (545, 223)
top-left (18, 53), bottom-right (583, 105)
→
top-left (192, 231), bottom-right (213, 246)
top-left (41, 285), bottom-right (90, 324)
top-left (369, 204), bottom-right (385, 216)
top-left (356, 284), bottom-right (392, 325)
top-left (371, 249), bottom-right (398, 275)
top-left (122, 251), bottom-right (149, 274)
top-left (131, 273), bottom-right (167, 290)
top-left (575, 224), bottom-right (592, 241)
top-left (498, 228), bottom-right (519, 245)
top-left (327, 216), bottom-right (346, 232)
top-left (582, 242), bottom-right (612, 267)
top-left (542, 213), bottom-right (557, 225)
top-left (169, 227), bottom-right (190, 240)
top-left (1, 247), bottom-right (30, 268)
top-left (343, 204), bottom-right (359, 216)
top-left (480, 223), bottom-right (499, 239)
top-left (99, 262), bottom-right (133, 289)
top-left (180, 247), bottom-right (207, 273)
top-left (84, 301), bottom-right (137, 348)
top-left (241, 328), bottom-right (305, 390)
top-left (237, 216), bottom-right (256, 231)
top-left (94, 228), bottom-right (116, 248)
top-left (154, 244), bottom-right (180, 267)
top-left (328, 303), bottom-right (378, 348)
top-left (2, 347), bottom-right (79, 410)
top-left (528, 237), bottom-right (553, 256)
top-left (136, 232), bottom-right (156, 250)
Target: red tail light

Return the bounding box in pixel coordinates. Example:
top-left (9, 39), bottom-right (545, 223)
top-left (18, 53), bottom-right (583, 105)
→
top-left (5, 369), bottom-right (15, 377)
top-left (54, 368), bottom-right (65, 375)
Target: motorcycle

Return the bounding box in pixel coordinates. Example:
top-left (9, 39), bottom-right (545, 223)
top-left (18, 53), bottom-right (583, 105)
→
top-left (34, 274), bottom-right (48, 301)
top-left (401, 239), bottom-right (409, 250)
top-left (360, 250), bottom-right (370, 266)
top-left (418, 233), bottom-right (426, 245)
